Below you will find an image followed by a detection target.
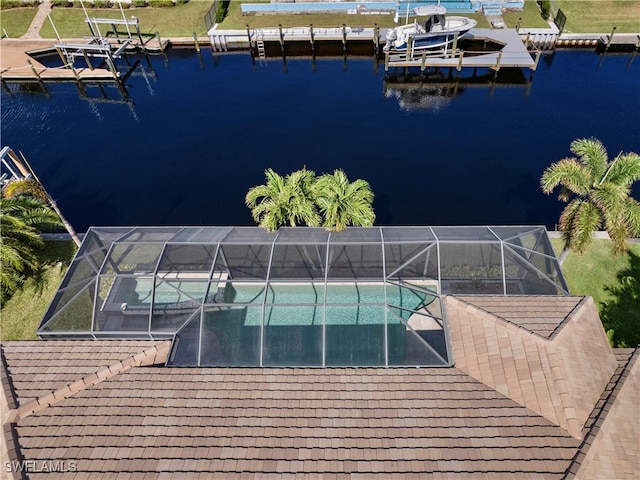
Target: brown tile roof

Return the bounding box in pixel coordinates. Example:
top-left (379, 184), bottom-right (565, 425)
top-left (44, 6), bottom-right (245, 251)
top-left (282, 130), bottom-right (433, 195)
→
top-left (2, 342), bottom-right (580, 479)
top-left (1, 340), bottom-right (167, 406)
top-left (565, 348), bottom-right (640, 479)
top-left (454, 296), bottom-right (584, 338)
top-left (2, 297), bottom-right (636, 479)
top-left (446, 296), bottom-right (619, 438)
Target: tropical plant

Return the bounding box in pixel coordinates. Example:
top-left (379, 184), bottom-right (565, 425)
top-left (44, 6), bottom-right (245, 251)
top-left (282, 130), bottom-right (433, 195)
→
top-left (245, 168), bottom-right (320, 232)
top-left (541, 138), bottom-right (640, 255)
top-left (4, 178), bottom-right (82, 247)
top-left (312, 169), bottom-right (375, 232)
top-left (0, 195), bottom-right (62, 298)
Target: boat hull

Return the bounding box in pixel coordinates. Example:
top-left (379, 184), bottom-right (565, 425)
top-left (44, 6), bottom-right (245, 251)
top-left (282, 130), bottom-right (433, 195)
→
top-left (385, 16), bottom-right (477, 52)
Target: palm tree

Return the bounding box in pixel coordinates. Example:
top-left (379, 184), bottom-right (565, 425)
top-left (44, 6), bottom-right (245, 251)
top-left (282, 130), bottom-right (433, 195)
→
top-left (4, 178), bottom-right (82, 247)
top-left (0, 195), bottom-right (62, 298)
top-left (245, 168), bottom-right (320, 232)
top-left (313, 169), bottom-right (375, 232)
top-left (541, 138), bottom-right (640, 255)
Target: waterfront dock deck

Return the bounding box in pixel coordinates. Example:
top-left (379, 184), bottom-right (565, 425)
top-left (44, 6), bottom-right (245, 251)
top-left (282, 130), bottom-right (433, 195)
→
top-left (0, 36), bottom-right (168, 83)
top-left (385, 28), bottom-right (537, 71)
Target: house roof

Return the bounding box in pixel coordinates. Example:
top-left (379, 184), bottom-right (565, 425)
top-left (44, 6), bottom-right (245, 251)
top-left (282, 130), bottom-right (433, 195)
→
top-left (2, 295), bottom-right (638, 479)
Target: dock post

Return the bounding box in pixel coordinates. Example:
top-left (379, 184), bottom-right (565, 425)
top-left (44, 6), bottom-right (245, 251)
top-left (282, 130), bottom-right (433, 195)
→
top-left (193, 32), bottom-right (201, 53)
top-left (278, 24), bottom-right (285, 53)
top-left (605, 26), bottom-right (616, 51)
top-left (533, 49), bottom-right (542, 71)
top-left (373, 24), bottom-right (379, 54)
top-left (70, 63), bottom-right (81, 82)
top-left (451, 32), bottom-right (459, 59)
top-left (420, 51), bottom-right (426, 72)
top-left (384, 51), bottom-right (389, 72)
top-left (82, 50), bottom-right (94, 70)
top-left (456, 50), bottom-right (464, 72)
top-left (155, 31), bottom-right (165, 53)
top-left (494, 51), bottom-right (502, 71)
top-left (27, 60), bottom-right (43, 82)
top-left (525, 33), bottom-right (530, 49)
top-left (246, 24), bottom-right (253, 49)
top-left (342, 24), bottom-right (347, 52)
top-left (407, 36), bottom-right (414, 61)
top-left (56, 47), bottom-right (68, 68)
top-left (310, 24), bottom-right (315, 52)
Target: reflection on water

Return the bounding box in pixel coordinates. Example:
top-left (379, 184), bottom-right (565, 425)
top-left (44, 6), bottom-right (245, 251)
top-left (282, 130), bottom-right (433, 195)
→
top-left (1, 47), bottom-right (638, 231)
top-left (383, 67), bottom-right (531, 112)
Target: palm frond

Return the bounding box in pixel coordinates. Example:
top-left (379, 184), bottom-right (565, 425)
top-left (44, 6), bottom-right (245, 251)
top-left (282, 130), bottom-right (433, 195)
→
top-left (570, 137), bottom-right (608, 182)
top-left (603, 152), bottom-right (640, 187)
top-left (540, 159), bottom-right (590, 197)
top-left (570, 201), bottom-right (602, 253)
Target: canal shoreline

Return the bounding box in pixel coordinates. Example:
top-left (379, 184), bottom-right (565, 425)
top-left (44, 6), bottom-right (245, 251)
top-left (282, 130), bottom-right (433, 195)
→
top-left (2, 29), bottom-right (638, 84)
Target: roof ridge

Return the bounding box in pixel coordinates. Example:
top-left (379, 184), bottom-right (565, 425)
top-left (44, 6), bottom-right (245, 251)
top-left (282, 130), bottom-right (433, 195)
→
top-left (6, 340), bottom-right (171, 423)
top-left (562, 347), bottom-right (639, 479)
top-left (547, 296), bottom-right (589, 340)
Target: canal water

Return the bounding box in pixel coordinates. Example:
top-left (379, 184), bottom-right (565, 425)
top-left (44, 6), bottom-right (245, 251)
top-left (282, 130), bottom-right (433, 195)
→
top-left (1, 48), bottom-right (638, 232)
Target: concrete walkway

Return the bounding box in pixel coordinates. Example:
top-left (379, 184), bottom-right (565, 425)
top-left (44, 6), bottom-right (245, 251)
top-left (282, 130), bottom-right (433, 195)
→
top-left (21, 0), bottom-right (51, 40)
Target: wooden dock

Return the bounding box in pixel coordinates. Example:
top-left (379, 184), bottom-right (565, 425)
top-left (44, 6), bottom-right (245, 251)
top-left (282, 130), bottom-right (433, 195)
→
top-left (0, 40), bottom-right (112, 82)
top-left (384, 28), bottom-right (538, 72)
top-left (0, 36), bottom-right (168, 83)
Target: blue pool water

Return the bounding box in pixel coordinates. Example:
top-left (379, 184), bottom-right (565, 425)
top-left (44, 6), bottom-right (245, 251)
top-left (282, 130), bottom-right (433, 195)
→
top-left (1, 48), bottom-right (638, 232)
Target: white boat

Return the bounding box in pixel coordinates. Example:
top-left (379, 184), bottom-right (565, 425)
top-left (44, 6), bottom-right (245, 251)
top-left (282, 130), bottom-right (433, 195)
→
top-left (384, 5), bottom-right (477, 52)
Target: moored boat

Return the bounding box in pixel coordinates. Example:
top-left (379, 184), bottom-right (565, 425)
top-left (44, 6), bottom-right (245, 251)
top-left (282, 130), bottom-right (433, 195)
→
top-left (384, 5), bottom-right (477, 52)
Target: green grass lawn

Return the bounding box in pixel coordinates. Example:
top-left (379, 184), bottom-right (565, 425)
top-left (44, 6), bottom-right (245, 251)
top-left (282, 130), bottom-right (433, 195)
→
top-left (556, 240), bottom-right (640, 305)
top-left (40, 1), bottom-right (214, 38)
top-left (0, 7), bottom-right (38, 37)
top-left (502, 0), bottom-right (550, 29)
top-left (1, 241), bottom-right (76, 341)
top-left (551, 1), bottom-right (640, 33)
top-left (551, 238), bottom-right (640, 347)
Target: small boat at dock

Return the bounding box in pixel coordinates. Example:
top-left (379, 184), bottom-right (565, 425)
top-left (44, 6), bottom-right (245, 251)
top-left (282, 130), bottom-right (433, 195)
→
top-left (384, 5), bottom-right (477, 52)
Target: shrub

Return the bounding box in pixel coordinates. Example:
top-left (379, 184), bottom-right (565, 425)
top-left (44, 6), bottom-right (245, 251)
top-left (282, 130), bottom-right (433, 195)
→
top-left (216, 0), bottom-right (229, 22)
top-left (1, 0), bottom-right (40, 7)
top-left (0, 0), bottom-right (22, 9)
top-left (536, 0), bottom-right (551, 20)
top-left (132, 0), bottom-right (147, 6)
top-left (51, 0), bottom-right (72, 6)
top-left (149, 0), bottom-right (173, 7)
top-left (93, 0), bottom-right (111, 7)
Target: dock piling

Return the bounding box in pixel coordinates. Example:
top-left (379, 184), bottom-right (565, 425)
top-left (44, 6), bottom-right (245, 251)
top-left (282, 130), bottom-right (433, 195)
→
top-left (374, 24), bottom-right (379, 54)
top-left (155, 31), bottom-right (165, 53)
top-left (342, 24), bottom-right (347, 52)
top-left (27, 60), bottom-right (43, 83)
top-left (193, 32), bottom-right (201, 53)
top-left (278, 24), bottom-right (285, 53)
top-left (606, 26), bottom-right (617, 51)
top-left (310, 24), bottom-right (315, 50)
top-left (456, 50), bottom-right (464, 72)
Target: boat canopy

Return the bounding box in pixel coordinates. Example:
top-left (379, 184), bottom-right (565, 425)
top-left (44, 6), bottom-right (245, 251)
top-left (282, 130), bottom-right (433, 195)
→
top-left (413, 5), bottom-right (447, 16)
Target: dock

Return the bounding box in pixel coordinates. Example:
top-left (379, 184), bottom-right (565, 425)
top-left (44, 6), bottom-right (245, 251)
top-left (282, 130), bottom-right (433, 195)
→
top-left (0, 40), bottom-right (114, 82)
top-left (0, 33), bottom-right (168, 84)
top-left (384, 28), bottom-right (538, 72)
